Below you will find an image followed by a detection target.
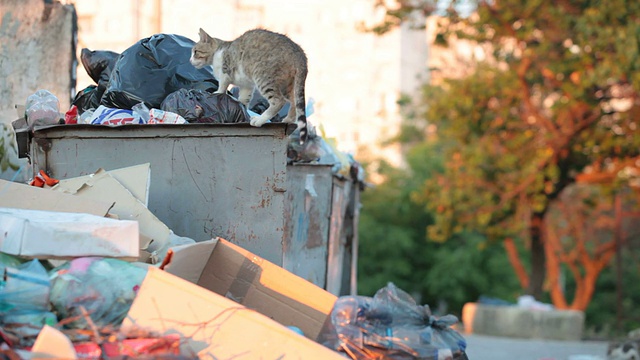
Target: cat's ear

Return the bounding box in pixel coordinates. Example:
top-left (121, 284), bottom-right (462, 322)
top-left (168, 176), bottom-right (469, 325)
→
top-left (199, 28), bottom-right (213, 43)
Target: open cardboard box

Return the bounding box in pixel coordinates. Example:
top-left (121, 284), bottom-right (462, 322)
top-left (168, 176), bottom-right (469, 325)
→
top-left (159, 237), bottom-right (338, 342)
top-left (123, 261), bottom-right (342, 358)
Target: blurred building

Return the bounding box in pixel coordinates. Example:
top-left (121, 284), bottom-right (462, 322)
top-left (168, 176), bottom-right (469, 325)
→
top-left (70, 0), bottom-right (430, 163)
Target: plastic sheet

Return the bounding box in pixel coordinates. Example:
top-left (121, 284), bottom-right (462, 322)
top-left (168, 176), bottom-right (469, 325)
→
top-left (161, 88), bottom-right (249, 124)
top-left (89, 105), bottom-right (144, 125)
top-left (49, 258), bottom-right (147, 330)
top-left (319, 283), bottom-right (468, 360)
top-left (101, 33), bottom-right (218, 109)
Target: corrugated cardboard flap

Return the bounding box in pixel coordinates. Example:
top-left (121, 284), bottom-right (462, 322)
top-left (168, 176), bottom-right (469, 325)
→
top-left (196, 238), bottom-right (337, 341)
top-left (123, 267), bottom-right (343, 359)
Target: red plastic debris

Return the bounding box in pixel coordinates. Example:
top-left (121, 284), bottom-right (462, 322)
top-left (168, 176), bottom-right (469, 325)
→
top-left (29, 170), bottom-right (59, 188)
top-left (64, 105), bottom-right (79, 124)
top-left (73, 335), bottom-right (182, 359)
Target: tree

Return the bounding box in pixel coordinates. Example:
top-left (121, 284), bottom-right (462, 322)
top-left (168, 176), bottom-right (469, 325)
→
top-left (358, 142), bottom-right (520, 313)
top-left (375, 0), bottom-right (640, 299)
top-left (545, 184), bottom-right (618, 310)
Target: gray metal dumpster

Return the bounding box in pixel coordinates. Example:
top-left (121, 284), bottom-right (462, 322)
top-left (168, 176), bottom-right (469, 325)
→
top-left (25, 122), bottom-right (362, 293)
top-left (326, 175), bottom-right (361, 296)
top-left (29, 123), bottom-right (291, 266)
top-left (284, 164), bottom-right (362, 295)
top-left (284, 163), bottom-right (333, 288)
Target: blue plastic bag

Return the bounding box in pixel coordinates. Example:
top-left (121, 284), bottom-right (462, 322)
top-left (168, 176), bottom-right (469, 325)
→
top-left (49, 257), bottom-right (148, 330)
top-left (0, 259), bottom-right (57, 346)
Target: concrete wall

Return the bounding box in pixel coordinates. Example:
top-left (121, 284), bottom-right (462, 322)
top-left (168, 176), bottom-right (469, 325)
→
top-left (0, 0), bottom-right (76, 181)
top-left (462, 302), bottom-right (586, 341)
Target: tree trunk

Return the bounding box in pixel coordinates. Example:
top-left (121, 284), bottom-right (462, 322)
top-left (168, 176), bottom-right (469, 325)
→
top-left (527, 211), bottom-right (546, 299)
top-left (545, 231), bottom-right (568, 309)
top-left (504, 237), bottom-right (529, 290)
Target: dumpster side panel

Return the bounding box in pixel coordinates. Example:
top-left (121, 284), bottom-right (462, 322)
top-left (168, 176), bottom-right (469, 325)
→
top-left (31, 124), bottom-right (288, 265)
top-left (325, 177), bottom-right (351, 296)
top-left (283, 164), bottom-right (333, 288)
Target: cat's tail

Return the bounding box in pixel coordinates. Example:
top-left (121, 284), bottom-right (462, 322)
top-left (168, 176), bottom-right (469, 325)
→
top-left (294, 69), bottom-right (308, 145)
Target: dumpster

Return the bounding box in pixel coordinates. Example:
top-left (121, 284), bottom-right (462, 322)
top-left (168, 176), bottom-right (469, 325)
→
top-left (326, 176), bottom-right (360, 296)
top-left (27, 123), bottom-right (292, 266)
top-left (22, 121), bottom-right (362, 293)
top-left (284, 164), bottom-right (362, 295)
top-left (284, 163), bottom-right (333, 288)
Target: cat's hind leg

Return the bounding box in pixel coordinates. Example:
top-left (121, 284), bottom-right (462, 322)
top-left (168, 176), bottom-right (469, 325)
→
top-left (250, 94), bottom-right (286, 127)
top-left (282, 96), bottom-right (296, 124)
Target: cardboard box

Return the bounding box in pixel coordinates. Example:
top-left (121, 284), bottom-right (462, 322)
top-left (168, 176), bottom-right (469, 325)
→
top-left (0, 207), bottom-right (139, 259)
top-left (0, 179), bottom-right (114, 216)
top-left (53, 163), bottom-right (151, 206)
top-left (122, 267), bottom-right (343, 359)
top-left (164, 238), bottom-right (338, 342)
top-left (52, 167), bottom-right (170, 253)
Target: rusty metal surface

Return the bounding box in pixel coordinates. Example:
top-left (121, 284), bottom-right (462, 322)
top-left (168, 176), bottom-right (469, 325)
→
top-left (283, 163), bottom-right (333, 288)
top-left (30, 123), bottom-right (291, 265)
top-left (326, 177), bottom-right (352, 295)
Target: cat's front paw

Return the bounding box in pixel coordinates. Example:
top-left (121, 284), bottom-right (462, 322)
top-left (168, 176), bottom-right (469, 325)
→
top-left (250, 116), bottom-right (268, 127)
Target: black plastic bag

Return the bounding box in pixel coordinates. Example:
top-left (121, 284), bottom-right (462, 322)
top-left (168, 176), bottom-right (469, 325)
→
top-left (101, 34), bottom-right (218, 110)
top-left (80, 48), bottom-right (120, 89)
top-left (229, 87), bottom-right (287, 122)
top-left (71, 85), bottom-right (101, 115)
top-left (161, 89), bottom-right (249, 124)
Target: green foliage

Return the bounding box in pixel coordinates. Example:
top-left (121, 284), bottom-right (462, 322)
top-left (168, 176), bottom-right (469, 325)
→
top-left (358, 142), bottom-right (520, 315)
top-left (424, 233), bottom-right (521, 313)
top-left (358, 143), bottom-right (440, 298)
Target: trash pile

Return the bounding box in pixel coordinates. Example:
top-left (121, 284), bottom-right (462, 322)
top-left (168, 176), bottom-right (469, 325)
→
top-left (320, 283), bottom-right (468, 360)
top-left (0, 166), bottom-right (201, 358)
top-left (0, 167), bottom-right (466, 358)
top-left (13, 32), bottom-right (361, 179)
top-left (0, 31), bottom-right (460, 358)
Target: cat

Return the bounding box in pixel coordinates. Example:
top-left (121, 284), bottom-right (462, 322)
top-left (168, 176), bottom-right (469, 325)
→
top-left (190, 28), bottom-right (309, 144)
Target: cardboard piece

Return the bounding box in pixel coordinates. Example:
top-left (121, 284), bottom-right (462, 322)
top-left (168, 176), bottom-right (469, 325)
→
top-left (52, 168), bottom-right (169, 253)
top-left (53, 164), bottom-right (151, 206)
top-left (0, 207), bottom-right (139, 259)
top-left (123, 267), bottom-right (343, 359)
top-left (164, 237), bottom-right (338, 341)
top-left (31, 325), bottom-right (77, 360)
top-left (0, 179), bottom-right (113, 217)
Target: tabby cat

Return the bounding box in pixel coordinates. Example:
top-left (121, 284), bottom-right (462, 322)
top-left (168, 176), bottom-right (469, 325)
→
top-left (190, 28), bottom-right (309, 143)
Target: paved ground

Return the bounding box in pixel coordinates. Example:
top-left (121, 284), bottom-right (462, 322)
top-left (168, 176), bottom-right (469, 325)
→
top-left (464, 334), bottom-right (609, 360)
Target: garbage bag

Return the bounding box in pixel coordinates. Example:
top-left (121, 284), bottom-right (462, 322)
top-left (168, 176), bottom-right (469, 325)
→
top-left (25, 89), bottom-right (61, 128)
top-left (287, 125), bottom-right (326, 163)
top-left (49, 257), bottom-right (147, 329)
top-left (0, 259), bottom-right (57, 346)
top-left (80, 48), bottom-right (120, 88)
top-left (228, 87), bottom-right (287, 122)
top-left (161, 88), bottom-right (249, 123)
top-left (0, 259), bottom-right (50, 312)
top-left (72, 85), bottom-right (102, 115)
top-left (101, 33), bottom-right (218, 110)
top-left (319, 282), bottom-right (467, 360)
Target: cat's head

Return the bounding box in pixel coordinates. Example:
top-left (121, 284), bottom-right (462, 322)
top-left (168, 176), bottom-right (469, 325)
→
top-left (190, 28), bottom-right (219, 69)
